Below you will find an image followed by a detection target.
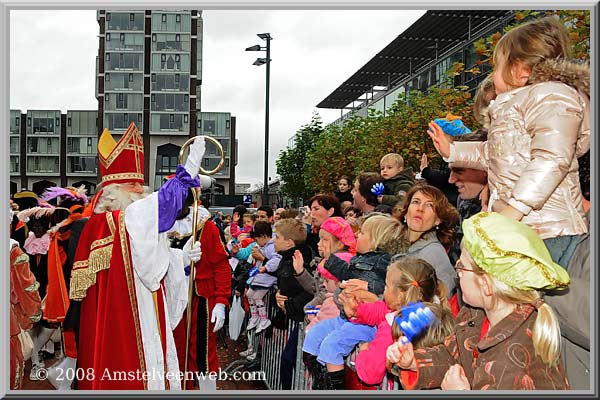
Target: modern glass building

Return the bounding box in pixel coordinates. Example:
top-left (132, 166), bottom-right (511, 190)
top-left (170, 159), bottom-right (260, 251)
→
top-left (9, 109), bottom-right (99, 195)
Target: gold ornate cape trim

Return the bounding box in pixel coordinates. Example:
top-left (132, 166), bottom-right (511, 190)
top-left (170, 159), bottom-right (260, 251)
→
top-left (101, 172), bottom-right (144, 183)
top-left (117, 211), bottom-right (148, 388)
top-left (69, 213), bottom-right (116, 301)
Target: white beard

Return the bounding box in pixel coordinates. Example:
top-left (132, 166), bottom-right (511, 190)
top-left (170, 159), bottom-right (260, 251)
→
top-left (94, 184), bottom-right (150, 213)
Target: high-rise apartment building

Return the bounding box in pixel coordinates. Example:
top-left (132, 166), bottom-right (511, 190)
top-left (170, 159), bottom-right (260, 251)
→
top-left (96, 9), bottom-right (236, 192)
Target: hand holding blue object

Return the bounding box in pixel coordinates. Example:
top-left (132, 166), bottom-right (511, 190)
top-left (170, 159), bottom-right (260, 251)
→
top-left (394, 302), bottom-right (437, 345)
top-left (371, 182), bottom-right (385, 197)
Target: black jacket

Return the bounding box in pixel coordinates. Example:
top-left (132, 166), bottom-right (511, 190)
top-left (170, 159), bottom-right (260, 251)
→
top-left (382, 168), bottom-right (415, 207)
top-left (325, 251), bottom-right (391, 295)
top-left (277, 245), bottom-right (315, 322)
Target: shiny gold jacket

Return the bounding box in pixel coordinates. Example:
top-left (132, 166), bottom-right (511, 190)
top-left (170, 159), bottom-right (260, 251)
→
top-left (449, 59), bottom-right (589, 239)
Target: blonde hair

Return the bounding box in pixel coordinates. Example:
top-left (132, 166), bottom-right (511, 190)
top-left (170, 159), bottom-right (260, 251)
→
top-left (464, 249), bottom-right (562, 367)
top-left (361, 214), bottom-right (409, 255)
top-left (473, 74), bottom-right (496, 126)
top-left (380, 153), bottom-right (404, 169)
top-left (274, 218), bottom-right (307, 246)
top-left (493, 16), bottom-right (570, 90)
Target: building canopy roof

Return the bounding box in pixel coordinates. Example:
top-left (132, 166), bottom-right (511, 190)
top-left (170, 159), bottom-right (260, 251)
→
top-left (317, 10), bottom-right (512, 109)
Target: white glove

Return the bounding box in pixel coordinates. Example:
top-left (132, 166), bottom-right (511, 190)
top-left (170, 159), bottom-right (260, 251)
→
top-left (183, 137), bottom-right (206, 178)
top-left (182, 236), bottom-right (202, 265)
top-left (211, 303), bottom-right (226, 332)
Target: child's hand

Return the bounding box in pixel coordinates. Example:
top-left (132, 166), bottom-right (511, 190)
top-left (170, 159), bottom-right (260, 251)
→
top-left (352, 289), bottom-right (379, 303)
top-left (441, 364), bottom-right (471, 390)
top-left (377, 195), bottom-right (383, 204)
top-left (420, 153), bottom-right (428, 172)
top-left (479, 183), bottom-right (490, 212)
top-left (251, 246), bottom-right (265, 261)
top-left (341, 291), bottom-right (359, 318)
top-left (275, 290), bottom-right (288, 310)
top-left (340, 279), bottom-right (369, 293)
top-left (386, 340), bottom-right (416, 371)
top-left (427, 121), bottom-right (451, 159)
top-left (292, 250), bottom-right (305, 274)
top-left (259, 266), bottom-right (267, 273)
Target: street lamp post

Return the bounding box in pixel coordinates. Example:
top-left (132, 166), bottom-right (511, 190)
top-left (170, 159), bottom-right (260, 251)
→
top-left (246, 33), bottom-right (272, 207)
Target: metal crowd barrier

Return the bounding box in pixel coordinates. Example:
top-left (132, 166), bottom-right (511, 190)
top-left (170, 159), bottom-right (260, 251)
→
top-left (224, 287), bottom-right (401, 391)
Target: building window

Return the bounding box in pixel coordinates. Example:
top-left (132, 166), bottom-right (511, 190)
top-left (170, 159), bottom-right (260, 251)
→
top-left (183, 115), bottom-right (188, 123)
top-left (138, 113), bottom-right (142, 123)
top-left (226, 120), bottom-right (230, 129)
top-left (175, 34), bottom-right (180, 42)
top-left (204, 159), bottom-right (209, 167)
top-left (175, 74), bottom-right (180, 83)
top-left (162, 14), bottom-right (167, 22)
top-left (176, 14), bottom-right (181, 23)
top-left (152, 33), bottom-right (157, 42)
top-left (161, 54), bottom-right (166, 62)
top-left (225, 159), bottom-right (230, 168)
top-left (106, 53), bottom-right (110, 61)
top-left (120, 33), bottom-right (125, 42)
top-left (56, 117), bottom-right (60, 127)
top-left (130, 13), bottom-right (135, 21)
top-left (184, 95), bottom-right (188, 103)
top-left (15, 117), bottom-right (20, 126)
top-left (105, 93), bottom-right (110, 101)
top-left (175, 54), bottom-right (180, 62)
top-left (67, 117), bottom-right (72, 127)
top-left (106, 12), bottom-right (111, 21)
top-left (106, 33), bottom-right (111, 41)
top-left (151, 94), bottom-right (155, 102)
top-left (27, 117), bottom-right (31, 126)
top-left (151, 73), bottom-right (156, 82)
top-left (129, 73), bottom-right (134, 82)
top-left (105, 73), bottom-right (110, 81)
top-left (198, 120), bottom-right (201, 128)
top-left (169, 114), bottom-right (174, 123)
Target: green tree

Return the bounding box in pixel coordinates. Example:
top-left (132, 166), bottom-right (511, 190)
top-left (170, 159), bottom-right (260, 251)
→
top-left (275, 113), bottom-right (324, 200)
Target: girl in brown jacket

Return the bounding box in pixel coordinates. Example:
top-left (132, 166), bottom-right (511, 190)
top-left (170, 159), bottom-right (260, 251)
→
top-left (387, 212), bottom-right (570, 390)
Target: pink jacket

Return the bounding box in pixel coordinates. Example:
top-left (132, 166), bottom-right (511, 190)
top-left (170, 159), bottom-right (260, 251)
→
top-left (352, 300), bottom-right (394, 386)
top-left (305, 293), bottom-right (340, 333)
top-left (230, 222), bottom-right (252, 239)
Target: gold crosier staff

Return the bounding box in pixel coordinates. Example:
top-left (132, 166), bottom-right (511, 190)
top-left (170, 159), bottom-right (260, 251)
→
top-left (178, 136), bottom-right (225, 390)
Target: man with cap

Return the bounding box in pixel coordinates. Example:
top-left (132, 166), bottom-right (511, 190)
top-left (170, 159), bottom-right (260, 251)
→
top-left (69, 122), bottom-right (205, 390)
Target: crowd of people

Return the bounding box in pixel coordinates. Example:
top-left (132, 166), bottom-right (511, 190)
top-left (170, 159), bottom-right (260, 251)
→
top-left (8, 16), bottom-right (590, 391)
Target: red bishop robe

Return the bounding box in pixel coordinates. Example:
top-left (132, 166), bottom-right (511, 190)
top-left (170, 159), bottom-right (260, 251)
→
top-left (71, 209), bottom-right (181, 390)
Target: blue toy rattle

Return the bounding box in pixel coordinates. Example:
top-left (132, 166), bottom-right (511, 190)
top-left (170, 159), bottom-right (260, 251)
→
top-left (371, 182), bottom-right (385, 197)
top-left (394, 302), bottom-right (437, 345)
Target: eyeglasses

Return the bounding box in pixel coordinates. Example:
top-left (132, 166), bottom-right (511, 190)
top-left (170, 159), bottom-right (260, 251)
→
top-left (454, 260), bottom-right (476, 274)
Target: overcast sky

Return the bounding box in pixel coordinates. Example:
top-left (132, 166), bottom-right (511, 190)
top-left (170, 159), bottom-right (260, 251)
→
top-left (10, 9), bottom-right (425, 188)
